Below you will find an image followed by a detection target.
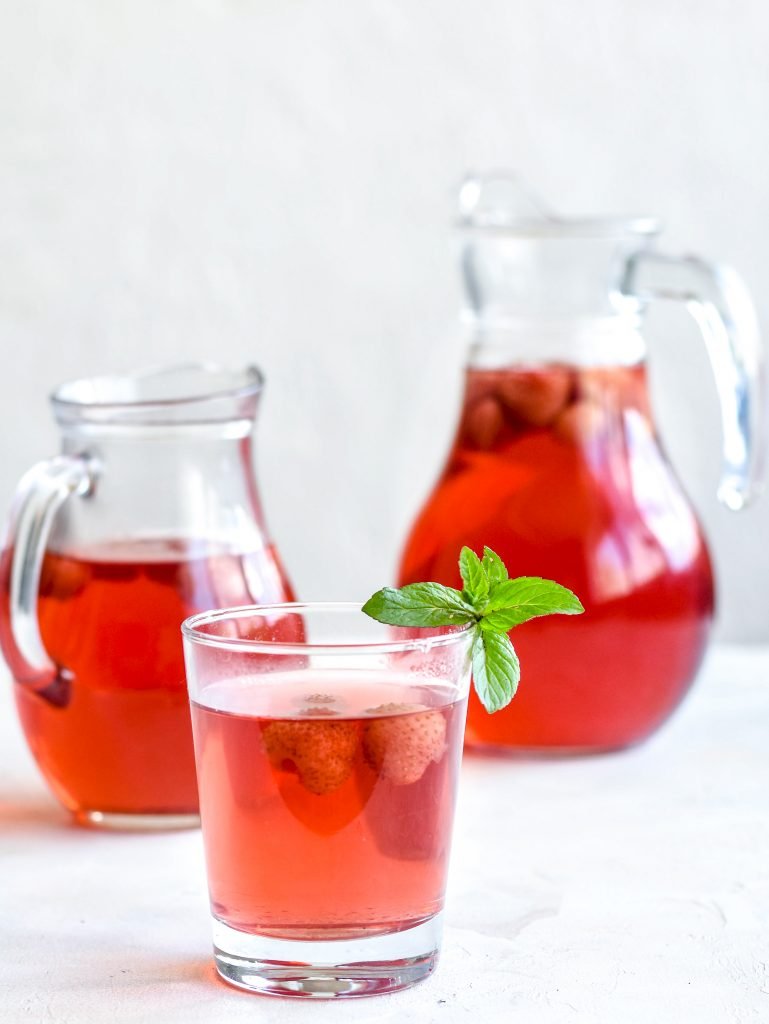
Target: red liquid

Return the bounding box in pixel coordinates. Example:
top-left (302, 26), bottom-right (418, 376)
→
top-left (191, 672), bottom-right (466, 939)
top-left (6, 540), bottom-right (294, 818)
top-left (400, 363), bottom-right (714, 751)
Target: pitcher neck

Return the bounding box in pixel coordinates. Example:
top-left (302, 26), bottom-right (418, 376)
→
top-left (465, 315), bottom-right (648, 369)
top-left (54, 428), bottom-right (268, 554)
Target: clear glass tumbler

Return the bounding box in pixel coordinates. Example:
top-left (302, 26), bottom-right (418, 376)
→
top-left (182, 603), bottom-right (473, 998)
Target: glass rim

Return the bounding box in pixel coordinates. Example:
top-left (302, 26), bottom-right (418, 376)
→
top-left (50, 361), bottom-right (264, 411)
top-left (181, 602), bottom-right (475, 656)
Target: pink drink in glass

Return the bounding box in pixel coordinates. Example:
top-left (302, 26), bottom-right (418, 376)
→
top-left (191, 671), bottom-right (466, 938)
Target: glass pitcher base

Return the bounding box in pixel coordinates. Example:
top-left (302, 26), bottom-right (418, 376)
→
top-left (73, 809), bottom-right (200, 831)
top-left (465, 741), bottom-right (630, 758)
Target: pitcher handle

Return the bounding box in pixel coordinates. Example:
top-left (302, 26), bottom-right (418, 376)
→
top-left (622, 252), bottom-right (765, 510)
top-left (1, 455), bottom-right (95, 686)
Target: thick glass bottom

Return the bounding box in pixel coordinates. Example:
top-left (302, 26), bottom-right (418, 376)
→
top-left (211, 912), bottom-right (443, 998)
top-left (74, 809), bottom-right (200, 831)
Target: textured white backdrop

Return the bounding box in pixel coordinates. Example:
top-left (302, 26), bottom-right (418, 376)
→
top-left (1, 0), bottom-right (767, 638)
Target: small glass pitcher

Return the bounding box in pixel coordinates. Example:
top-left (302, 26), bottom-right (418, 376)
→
top-left (400, 175), bottom-right (763, 753)
top-left (0, 364), bottom-right (295, 827)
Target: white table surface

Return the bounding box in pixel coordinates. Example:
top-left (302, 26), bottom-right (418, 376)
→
top-left (1, 645), bottom-right (768, 1024)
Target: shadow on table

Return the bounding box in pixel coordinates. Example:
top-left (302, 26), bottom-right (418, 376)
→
top-left (0, 794), bottom-right (71, 833)
top-left (81, 954), bottom-right (214, 991)
top-left (7, 928), bottom-right (214, 995)
top-left (73, 957), bottom-right (257, 1000)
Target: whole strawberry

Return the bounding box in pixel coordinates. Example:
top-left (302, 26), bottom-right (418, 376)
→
top-left (262, 719), bottom-right (360, 796)
top-left (363, 703), bottom-right (447, 786)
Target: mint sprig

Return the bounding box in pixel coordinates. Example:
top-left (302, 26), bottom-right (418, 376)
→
top-left (362, 545), bottom-right (583, 713)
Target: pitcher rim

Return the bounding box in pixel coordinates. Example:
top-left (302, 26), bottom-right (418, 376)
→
top-left (50, 362), bottom-right (264, 411)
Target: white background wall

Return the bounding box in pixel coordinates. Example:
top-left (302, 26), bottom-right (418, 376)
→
top-left (1, 0), bottom-right (768, 639)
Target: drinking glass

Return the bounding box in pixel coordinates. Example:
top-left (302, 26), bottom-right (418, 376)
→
top-left (182, 603), bottom-right (473, 998)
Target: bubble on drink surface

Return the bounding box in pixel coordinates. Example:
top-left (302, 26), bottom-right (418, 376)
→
top-left (291, 692), bottom-right (342, 716)
top-left (298, 693), bottom-right (342, 716)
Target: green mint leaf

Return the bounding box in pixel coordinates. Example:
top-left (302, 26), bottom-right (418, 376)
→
top-left (482, 546), bottom-right (509, 586)
top-left (459, 546), bottom-right (489, 605)
top-left (483, 577), bottom-right (584, 631)
top-left (471, 626), bottom-right (520, 713)
top-left (362, 547), bottom-right (583, 716)
top-left (362, 583), bottom-right (476, 627)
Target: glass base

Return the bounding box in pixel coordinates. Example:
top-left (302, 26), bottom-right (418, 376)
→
top-left (211, 912), bottom-right (443, 998)
top-left (74, 809), bottom-right (200, 831)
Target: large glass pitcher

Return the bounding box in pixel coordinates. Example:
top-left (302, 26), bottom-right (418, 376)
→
top-left (400, 176), bottom-right (763, 753)
top-left (0, 364), bottom-right (295, 827)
